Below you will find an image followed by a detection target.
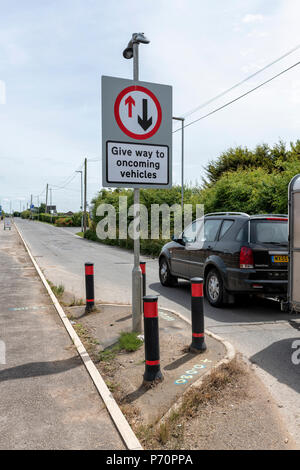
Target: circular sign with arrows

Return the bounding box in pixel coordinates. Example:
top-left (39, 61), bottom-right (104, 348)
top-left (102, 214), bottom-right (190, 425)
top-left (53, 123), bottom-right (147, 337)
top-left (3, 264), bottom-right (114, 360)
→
top-left (114, 85), bottom-right (162, 140)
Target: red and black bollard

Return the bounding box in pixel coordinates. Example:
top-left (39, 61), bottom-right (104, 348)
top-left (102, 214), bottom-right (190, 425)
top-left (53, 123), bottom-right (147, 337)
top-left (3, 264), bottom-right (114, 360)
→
top-left (189, 277), bottom-right (207, 353)
top-left (143, 295), bottom-right (163, 384)
top-left (85, 262), bottom-right (95, 313)
top-left (140, 261), bottom-right (146, 299)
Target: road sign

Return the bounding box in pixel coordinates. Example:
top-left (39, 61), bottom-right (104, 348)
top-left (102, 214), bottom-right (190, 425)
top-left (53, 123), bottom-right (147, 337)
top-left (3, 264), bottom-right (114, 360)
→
top-left (102, 76), bottom-right (172, 188)
top-left (46, 205), bottom-right (56, 212)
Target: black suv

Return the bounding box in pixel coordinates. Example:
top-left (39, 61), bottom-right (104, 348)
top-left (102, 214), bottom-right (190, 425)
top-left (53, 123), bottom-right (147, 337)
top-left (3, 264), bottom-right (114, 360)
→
top-left (158, 212), bottom-right (288, 307)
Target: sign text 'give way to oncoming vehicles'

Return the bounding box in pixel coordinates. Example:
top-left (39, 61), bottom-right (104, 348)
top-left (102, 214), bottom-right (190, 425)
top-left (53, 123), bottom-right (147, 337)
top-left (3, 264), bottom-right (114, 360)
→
top-left (101, 75), bottom-right (172, 188)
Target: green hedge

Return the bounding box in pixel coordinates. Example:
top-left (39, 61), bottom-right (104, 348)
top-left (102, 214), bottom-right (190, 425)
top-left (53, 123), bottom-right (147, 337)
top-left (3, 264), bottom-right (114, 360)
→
top-left (20, 211), bottom-right (84, 226)
top-left (84, 140), bottom-right (300, 257)
top-left (84, 229), bottom-right (165, 257)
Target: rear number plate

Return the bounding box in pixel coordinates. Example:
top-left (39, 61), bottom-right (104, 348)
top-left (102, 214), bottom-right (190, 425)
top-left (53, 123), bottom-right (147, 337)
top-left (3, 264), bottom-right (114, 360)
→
top-left (271, 255), bottom-right (288, 263)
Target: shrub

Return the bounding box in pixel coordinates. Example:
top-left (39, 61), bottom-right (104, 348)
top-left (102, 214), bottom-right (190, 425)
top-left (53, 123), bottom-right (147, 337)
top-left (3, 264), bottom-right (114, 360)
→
top-left (39, 213), bottom-right (58, 224)
top-left (21, 210), bottom-right (31, 219)
top-left (83, 141), bottom-right (300, 256)
top-left (72, 212), bottom-right (83, 227)
top-left (55, 217), bottom-right (73, 227)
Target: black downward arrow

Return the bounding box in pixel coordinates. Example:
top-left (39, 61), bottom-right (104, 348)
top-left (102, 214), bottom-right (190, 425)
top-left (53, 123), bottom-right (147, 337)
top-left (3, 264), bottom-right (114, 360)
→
top-left (138, 99), bottom-right (153, 131)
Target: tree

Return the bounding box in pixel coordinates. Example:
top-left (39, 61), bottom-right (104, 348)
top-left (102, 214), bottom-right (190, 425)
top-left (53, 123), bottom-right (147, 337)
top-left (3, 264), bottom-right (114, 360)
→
top-left (203, 141), bottom-right (292, 186)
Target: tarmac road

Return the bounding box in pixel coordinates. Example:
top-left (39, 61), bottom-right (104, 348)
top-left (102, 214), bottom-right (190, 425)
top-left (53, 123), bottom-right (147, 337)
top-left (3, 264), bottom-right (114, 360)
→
top-left (14, 218), bottom-right (300, 446)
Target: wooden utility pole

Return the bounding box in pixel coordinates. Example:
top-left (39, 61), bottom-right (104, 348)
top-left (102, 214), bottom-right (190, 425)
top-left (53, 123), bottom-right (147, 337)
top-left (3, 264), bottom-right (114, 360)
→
top-left (50, 188), bottom-right (53, 223)
top-left (84, 158), bottom-right (87, 234)
top-left (45, 184), bottom-right (49, 213)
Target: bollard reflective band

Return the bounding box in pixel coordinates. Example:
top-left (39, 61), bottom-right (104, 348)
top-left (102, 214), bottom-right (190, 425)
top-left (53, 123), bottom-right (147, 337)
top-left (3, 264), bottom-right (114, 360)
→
top-left (140, 263), bottom-right (146, 274)
top-left (146, 360), bottom-right (160, 366)
top-left (86, 299), bottom-right (94, 303)
top-left (191, 283), bottom-right (203, 297)
top-left (192, 333), bottom-right (204, 338)
top-left (144, 301), bottom-right (158, 318)
top-left (85, 265), bottom-right (94, 276)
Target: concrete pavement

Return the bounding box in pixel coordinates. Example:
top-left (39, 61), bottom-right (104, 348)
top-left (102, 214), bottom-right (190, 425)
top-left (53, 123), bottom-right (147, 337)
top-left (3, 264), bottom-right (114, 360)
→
top-left (0, 223), bottom-right (125, 449)
top-left (14, 218), bottom-right (300, 446)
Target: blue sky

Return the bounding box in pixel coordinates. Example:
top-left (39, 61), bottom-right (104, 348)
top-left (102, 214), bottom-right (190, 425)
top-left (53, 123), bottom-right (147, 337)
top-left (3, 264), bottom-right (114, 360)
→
top-left (0, 0), bottom-right (300, 212)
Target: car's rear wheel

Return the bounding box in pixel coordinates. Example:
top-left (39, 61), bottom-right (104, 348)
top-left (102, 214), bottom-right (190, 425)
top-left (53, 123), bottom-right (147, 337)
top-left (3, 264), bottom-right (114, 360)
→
top-left (159, 257), bottom-right (178, 287)
top-left (205, 269), bottom-right (224, 307)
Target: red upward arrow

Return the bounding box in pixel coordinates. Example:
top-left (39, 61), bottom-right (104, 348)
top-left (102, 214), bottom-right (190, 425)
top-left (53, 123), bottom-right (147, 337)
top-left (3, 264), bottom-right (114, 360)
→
top-left (125, 95), bottom-right (135, 118)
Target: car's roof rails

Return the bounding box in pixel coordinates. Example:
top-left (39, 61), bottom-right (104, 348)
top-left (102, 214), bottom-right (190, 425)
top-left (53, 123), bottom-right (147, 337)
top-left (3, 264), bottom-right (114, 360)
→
top-left (205, 212), bottom-right (249, 217)
top-left (250, 214), bottom-right (288, 218)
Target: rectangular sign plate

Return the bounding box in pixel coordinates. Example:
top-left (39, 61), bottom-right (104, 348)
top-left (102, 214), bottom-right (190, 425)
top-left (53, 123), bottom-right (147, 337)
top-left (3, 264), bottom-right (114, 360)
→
top-left (106, 141), bottom-right (169, 185)
top-left (102, 75), bottom-right (172, 189)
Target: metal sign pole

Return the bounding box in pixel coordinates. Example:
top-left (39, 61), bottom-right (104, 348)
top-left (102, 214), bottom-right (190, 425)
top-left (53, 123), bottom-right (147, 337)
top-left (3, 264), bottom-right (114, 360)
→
top-left (102, 33), bottom-right (171, 332)
top-left (132, 40), bottom-right (142, 333)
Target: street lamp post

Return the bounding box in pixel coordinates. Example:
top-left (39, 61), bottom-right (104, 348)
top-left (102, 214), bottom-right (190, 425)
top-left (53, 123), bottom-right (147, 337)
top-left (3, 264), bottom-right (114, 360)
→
top-left (50, 188), bottom-right (53, 223)
top-left (37, 195), bottom-right (40, 221)
top-left (123, 33), bottom-right (150, 333)
top-left (76, 170), bottom-right (83, 233)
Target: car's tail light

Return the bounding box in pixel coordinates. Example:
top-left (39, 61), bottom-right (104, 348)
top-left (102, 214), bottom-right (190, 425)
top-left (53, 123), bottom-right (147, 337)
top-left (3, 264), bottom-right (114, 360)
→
top-left (240, 246), bottom-right (254, 269)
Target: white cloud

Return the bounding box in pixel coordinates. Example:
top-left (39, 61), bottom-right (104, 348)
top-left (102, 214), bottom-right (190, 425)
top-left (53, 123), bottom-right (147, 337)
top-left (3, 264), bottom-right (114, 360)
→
top-left (242, 14), bottom-right (264, 24)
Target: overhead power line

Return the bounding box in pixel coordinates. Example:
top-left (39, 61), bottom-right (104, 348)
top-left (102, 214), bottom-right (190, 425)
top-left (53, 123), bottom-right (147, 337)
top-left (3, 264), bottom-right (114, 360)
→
top-left (182, 43), bottom-right (300, 119)
top-left (173, 59), bottom-right (300, 134)
top-left (50, 172), bottom-right (78, 190)
top-left (48, 162), bottom-right (84, 191)
top-left (50, 185), bottom-right (80, 194)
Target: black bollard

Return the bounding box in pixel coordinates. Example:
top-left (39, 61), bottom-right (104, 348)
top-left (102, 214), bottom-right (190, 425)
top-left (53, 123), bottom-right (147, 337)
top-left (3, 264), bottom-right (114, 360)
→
top-left (85, 262), bottom-right (95, 313)
top-left (189, 277), bottom-right (207, 353)
top-left (143, 295), bottom-right (163, 384)
top-left (140, 261), bottom-right (146, 299)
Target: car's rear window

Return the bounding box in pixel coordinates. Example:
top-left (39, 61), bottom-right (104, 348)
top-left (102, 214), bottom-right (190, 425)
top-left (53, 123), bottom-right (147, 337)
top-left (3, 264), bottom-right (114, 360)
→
top-left (251, 219), bottom-right (288, 244)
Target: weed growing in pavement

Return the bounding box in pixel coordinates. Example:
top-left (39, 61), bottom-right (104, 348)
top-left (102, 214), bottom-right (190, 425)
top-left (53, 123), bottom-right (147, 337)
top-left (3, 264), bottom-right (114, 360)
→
top-left (69, 296), bottom-right (85, 306)
top-left (180, 358), bottom-right (244, 417)
top-left (47, 280), bottom-right (65, 298)
top-left (134, 358), bottom-right (245, 449)
top-left (98, 344), bottom-right (121, 362)
top-left (119, 332), bottom-right (143, 352)
top-left (105, 379), bottom-right (119, 392)
top-left (98, 331), bottom-right (143, 362)
top-left (157, 422), bottom-right (170, 444)
top-left (73, 322), bottom-right (100, 360)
